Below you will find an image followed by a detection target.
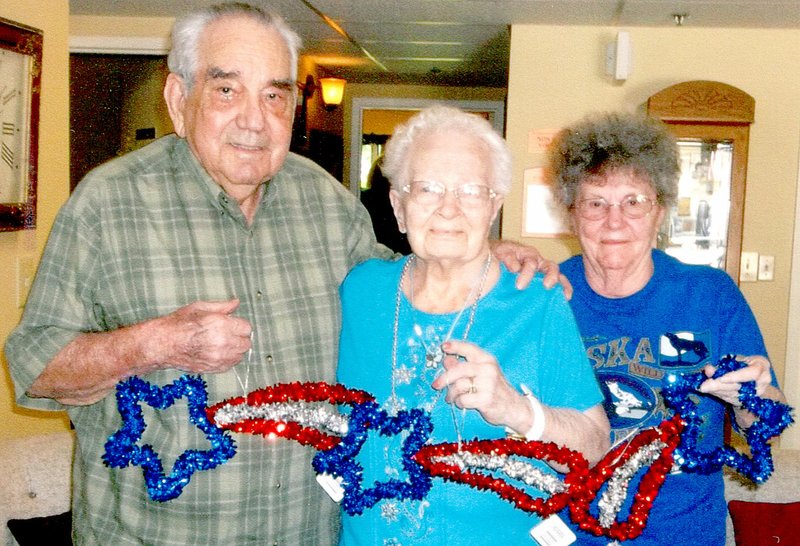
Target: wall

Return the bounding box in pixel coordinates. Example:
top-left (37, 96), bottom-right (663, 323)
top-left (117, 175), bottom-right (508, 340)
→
top-left (0, 1), bottom-right (71, 438)
top-left (504, 26), bottom-right (800, 441)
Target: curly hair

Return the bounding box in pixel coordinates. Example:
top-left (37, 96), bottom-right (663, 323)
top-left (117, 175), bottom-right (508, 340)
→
top-left (381, 105), bottom-right (513, 196)
top-left (167, 2), bottom-right (302, 91)
top-left (547, 112), bottom-right (680, 208)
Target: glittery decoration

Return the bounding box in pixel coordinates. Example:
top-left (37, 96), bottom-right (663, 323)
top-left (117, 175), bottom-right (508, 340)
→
top-left (414, 438), bottom-right (589, 517)
top-left (207, 381), bottom-right (375, 451)
top-left (569, 415), bottom-right (684, 541)
top-left (103, 375), bottom-right (236, 502)
top-left (662, 354), bottom-right (794, 483)
top-left (312, 400), bottom-right (433, 515)
top-left (105, 359), bottom-right (792, 536)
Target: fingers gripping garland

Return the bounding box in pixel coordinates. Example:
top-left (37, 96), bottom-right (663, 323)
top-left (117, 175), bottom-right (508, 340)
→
top-left (662, 354), bottom-right (795, 483)
top-left (103, 356), bottom-right (793, 541)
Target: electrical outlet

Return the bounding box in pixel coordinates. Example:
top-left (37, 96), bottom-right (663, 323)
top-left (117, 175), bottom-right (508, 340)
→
top-left (758, 255), bottom-right (775, 281)
top-left (740, 252), bottom-right (758, 282)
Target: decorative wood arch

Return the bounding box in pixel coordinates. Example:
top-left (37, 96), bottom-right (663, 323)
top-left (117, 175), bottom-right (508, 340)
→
top-left (648, 80), bottom-right (755, 282)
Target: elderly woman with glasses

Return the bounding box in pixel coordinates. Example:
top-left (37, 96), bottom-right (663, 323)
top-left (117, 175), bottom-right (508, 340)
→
top-left (549, 112), bottom-right (786, 546)
top-left (335, 106), bottom-right (610, 545)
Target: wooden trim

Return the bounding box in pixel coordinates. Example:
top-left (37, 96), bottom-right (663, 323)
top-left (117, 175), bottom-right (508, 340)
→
top-left (69, 35), bottom-right (169, 55)
top-left (648, 80), bottom-right (755, 124)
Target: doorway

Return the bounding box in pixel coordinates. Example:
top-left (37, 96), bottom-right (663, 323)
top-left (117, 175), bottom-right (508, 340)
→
top-left (70, 54), bottom-right (169, 191)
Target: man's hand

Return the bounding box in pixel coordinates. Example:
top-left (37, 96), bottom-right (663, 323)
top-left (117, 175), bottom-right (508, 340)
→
top-left (27, 299), bottom-right (253, 406)
top-left (490, 240), bottom-right (572, 298)
top-left (153, 299), bottom-right (253, 374)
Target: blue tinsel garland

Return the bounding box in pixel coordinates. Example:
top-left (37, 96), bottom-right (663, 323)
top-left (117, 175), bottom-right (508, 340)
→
top-left (312, 400), bottom-right (433, 515)
top-left (662, 354), bottom-right (794, 483)
top-left (102, 375), bottom-right (237, 501)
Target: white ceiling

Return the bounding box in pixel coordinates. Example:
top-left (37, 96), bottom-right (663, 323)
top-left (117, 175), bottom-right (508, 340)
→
top-left (69, 0), bottom-right (800, 85)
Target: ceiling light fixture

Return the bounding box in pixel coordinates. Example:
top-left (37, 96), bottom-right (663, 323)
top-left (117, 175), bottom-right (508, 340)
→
top-left (673, 13), bottom-right (689, 26)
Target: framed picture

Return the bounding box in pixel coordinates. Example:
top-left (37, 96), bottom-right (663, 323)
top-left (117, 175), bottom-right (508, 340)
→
top-left (521, 167), bottom-right (571, 237)
top-left (0, 16), bottom-right (42, 231)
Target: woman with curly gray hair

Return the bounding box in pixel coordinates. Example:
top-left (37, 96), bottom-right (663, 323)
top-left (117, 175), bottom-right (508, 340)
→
top-left (549, 112), bottom-right (785, 546)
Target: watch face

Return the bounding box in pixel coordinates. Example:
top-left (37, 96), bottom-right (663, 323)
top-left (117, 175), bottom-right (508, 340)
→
top-left (0, 47), bottom-right (31, 204)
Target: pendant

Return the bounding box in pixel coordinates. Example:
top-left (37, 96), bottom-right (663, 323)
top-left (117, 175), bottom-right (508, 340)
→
top-left (425, 345), bottom-right (444, 368)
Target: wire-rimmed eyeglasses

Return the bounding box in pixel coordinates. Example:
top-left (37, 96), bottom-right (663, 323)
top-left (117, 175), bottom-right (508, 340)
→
top-left (402, 180), bottom-right (497, 208)
top-left (574, 194), bottom-right (657, 220)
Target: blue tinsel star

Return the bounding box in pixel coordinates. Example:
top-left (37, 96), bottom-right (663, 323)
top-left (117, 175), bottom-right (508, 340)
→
top-left (312, 400), bottom-right (433, 515)
top-left (103, 375), bottom-right (237, 501)
top-left (662, 355), bottom-right (794, 483)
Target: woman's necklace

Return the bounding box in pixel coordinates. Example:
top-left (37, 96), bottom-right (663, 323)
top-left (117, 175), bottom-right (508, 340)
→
top-left (389, 253), bottom-right (492, 414)
top-left (232, 330), bottom-right (254, 396)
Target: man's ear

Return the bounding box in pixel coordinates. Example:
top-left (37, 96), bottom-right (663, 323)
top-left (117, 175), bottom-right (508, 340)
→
top-left (389, 189), bottom-right (407, 233)
top-left (164, 73), bottom-right (188, 137)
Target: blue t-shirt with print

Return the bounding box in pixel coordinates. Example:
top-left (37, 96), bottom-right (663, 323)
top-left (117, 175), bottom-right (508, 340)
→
top-left (561, 249), bottom-right (769, 546)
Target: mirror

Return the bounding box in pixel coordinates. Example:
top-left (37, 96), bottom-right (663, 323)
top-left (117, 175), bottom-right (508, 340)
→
top-left (664, 138), bottom-right (733, 270)
top-left (648, 81), bottom-right (755, 282)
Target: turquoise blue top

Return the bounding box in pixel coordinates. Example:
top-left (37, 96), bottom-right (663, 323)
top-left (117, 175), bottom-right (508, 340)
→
top-left (337, 256), bottom-right (603, 545)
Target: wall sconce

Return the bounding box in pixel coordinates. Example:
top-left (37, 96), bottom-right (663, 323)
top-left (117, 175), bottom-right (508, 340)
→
top-left (298, 75), bottom-right (346, 111)
top-left (318, 77), bottom-right (346, 110)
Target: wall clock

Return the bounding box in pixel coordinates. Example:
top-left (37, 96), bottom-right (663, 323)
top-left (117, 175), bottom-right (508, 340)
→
top-left (0, 17), bottom-right (42, 231)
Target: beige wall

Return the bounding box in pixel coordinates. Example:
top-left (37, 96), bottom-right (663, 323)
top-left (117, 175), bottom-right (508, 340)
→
top-left (0, 1), bottom-right (72, 438)
top-left (70, 15), bottom-right (173, 41)
top-left (504, 25), bottom-right (800, 412)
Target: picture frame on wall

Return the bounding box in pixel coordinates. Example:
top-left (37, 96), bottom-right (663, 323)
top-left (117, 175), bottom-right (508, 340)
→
top-left (521, 167), bottom-right (570, 237)
top-left (0, 16), bottom-right (42, 231)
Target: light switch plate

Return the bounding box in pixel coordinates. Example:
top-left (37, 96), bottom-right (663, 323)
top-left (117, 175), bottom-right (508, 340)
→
top-left (740, 252), bottom-right (758, 282)
top-left (758, 255), bottom-right (775, 281)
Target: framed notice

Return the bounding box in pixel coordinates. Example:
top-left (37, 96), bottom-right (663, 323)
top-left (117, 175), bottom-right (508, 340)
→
top-left (0, 16), bottom-right (42, 231)
top-left (521, 167), bottom-right (570, 237)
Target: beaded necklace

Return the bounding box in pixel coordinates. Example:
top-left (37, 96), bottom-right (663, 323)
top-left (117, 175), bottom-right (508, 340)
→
top-left (389, 253), bottom-right (492, 414)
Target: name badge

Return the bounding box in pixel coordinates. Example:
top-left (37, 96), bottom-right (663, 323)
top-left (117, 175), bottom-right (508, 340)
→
top-left (529, 514), bottom-right (576, 546)
top-left (316, 473), bottom-right (344, 503)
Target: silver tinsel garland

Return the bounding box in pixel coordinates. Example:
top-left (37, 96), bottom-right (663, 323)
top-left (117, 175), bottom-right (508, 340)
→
top-left (431, 451), bottom-right (568, 495)
top-left (213, 401), bottom-right (350, 436)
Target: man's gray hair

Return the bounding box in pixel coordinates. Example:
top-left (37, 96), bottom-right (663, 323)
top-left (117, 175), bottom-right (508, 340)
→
top-left (167, 2), bottom-right (302, 90)
top-left (382, 105), bottom-right (513, 196)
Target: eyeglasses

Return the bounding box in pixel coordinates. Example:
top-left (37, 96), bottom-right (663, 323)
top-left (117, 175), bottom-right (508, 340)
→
top-left (574, 194), bottom-right (657, 220)
top-left (402, 181), bottom-right (497, 208)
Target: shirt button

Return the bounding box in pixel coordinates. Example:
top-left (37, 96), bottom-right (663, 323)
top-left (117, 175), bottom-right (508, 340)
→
top-left (266, 355), bottom-right (273, 364)
top-left (256, 290), bottom-right (263, 298)
top-left (275, 481), bottom-right (281, 489)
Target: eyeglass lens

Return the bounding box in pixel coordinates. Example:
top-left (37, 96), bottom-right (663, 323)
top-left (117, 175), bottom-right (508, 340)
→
top-left (405, 181), bottom-right (494, 206)
top-left (576, 194), bottom-right (654, 219)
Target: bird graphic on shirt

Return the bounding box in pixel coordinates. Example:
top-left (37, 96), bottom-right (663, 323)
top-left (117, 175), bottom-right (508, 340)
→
top-left (663, 332), bottom-right (709, 366)
top-left (607, 381), bottom-right (649, 419)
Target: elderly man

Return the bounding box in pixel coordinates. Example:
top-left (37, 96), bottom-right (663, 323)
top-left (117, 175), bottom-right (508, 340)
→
top-left (5, 3), bottom-right (549, 545)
